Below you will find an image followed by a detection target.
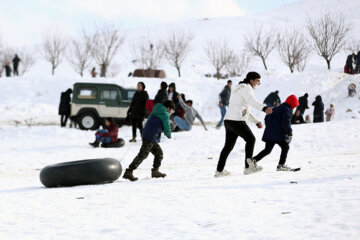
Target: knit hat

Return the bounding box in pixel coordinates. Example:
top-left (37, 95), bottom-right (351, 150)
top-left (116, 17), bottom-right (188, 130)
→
top-left (285, 95), bottom-right (299, 109)
top-left (160, 81), bottom-right (168, 90)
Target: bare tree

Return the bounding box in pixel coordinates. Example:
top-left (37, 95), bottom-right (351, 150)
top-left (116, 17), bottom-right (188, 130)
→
top-left (163, 31), bottom-right (193, 77)
top-left (42, 29), bottom-right (67, 75)
top-left (244, 26), bottom-right (277, 70)
top-left (204, 39), bottom-right (234, 80)
top-left (306, 12), bottom-right (351, 70)
top-left (67, 38), bottom-right (92, 77)
top-left (132, 38), bottom-right (164, 69)
top-left (277, 29), bottom-right (311, 73)
top-left (18, 48), bottom-right (36, 76)
top-left (345, 39), bottom-right (360, 54)
top-left (226, 51), bottom-right (251, 77)
top-left (86, 23), bottom-right (124, 77)
top-left (0, 47), bottom-right (14, 77)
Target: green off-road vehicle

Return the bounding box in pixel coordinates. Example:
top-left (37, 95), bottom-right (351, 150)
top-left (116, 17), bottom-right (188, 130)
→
top-left (70, 82), bottom-right (136, 130)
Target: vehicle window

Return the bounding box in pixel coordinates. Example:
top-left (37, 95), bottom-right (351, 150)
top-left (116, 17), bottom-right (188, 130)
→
top-left (101, 90), bottom-right (118, 100)
top-left (77, 88), bottom-right (97, 99)
top-left (127, 90), bottom-right (136, 100)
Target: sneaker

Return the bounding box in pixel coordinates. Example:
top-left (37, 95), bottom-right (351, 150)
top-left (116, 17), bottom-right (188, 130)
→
top-left (214, 170), bottom-right (231, 178)
top-left (244, 166), bottom-right (263, 175)
top-left (246, 158), bottom-right (259, 171)
top-left (277, 165), bottom-right (292, 171)
top-left (129, 138), bottom-right (136, 143)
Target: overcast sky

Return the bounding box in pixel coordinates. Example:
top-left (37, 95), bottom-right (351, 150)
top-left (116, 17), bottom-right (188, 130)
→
top-left (0, 0), bottom-right (300, 46)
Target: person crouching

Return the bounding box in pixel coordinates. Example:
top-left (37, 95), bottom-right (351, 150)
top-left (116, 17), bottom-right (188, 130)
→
top-left (123, 100), bottom-right (175, 181)
top-left (89, 117), bottom-right (118, 147)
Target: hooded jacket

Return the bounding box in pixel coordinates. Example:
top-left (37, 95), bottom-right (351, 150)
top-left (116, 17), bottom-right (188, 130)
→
top-left (142, 103), bottom-right (171, 143)
top-left (262, 95), bottom-right (299, 142)
top-left (224, 83), bottom-right (266, 123)
top-left (101, 124), bottom-right (119, 143)
top-left (312, 95), bottom-right (324, 123)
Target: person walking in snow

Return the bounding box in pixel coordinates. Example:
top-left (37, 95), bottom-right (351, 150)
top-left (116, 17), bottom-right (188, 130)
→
top-left (58, 88), bottom-right (72, 127)
top-left (89, 117), bottom-right (119, 148)
top-left (216, 80), bottom-right (232, 129)
top-left (154, 81), bottom-right (168, 104)
top-left (325, 104), bottom-right (335, 122)
top-left (263, 90), bottom-right (281, 107)
top-left (173, 95), bottom-right (208, 131)
top-left (312, 95), bottom-right (324, 123)
top-left (128, 82), bottom-right (149, 142)
top-left (296, 93), bottom-right (309, 116)
top-left (12, 54), bottom-right (21, 76)
top-left (355, 51), bottom-right (360, 74)
top-left (215, 72), bottom-right (272, 177)
top-left (123, 100), bottom-right (175, 181)
top-left (252, 95), bottom-right (299, 171)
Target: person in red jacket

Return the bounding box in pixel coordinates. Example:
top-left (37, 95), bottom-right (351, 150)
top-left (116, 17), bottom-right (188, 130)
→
top-left (89, 117), bottom-right (119, 147)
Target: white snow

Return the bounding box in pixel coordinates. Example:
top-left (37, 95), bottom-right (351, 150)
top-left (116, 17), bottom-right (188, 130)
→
top-left (1, 0), bottom-right (360, 239)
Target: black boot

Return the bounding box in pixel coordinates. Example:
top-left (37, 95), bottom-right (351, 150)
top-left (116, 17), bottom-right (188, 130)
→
top-left (123, 169), bottom-right (138, 181)
top-left (89, 140), bottom-right (100, 148)
top-left (151, 168), bottom-right (166, 178)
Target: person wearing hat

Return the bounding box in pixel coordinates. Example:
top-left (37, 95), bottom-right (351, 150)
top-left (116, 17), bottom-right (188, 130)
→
top-left (263, 90), bottom-right (281, 107)
top-left (253, 95), bottom-right (299, 171)
top-left (154, 81), bottom-right (168, 104)
top-left (128, 82), bottom-right (149, 142)
top-left (215, 72), bottom-right (272, 177)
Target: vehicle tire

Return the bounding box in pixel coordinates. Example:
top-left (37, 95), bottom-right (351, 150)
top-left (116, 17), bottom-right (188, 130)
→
top-left (78, 112), bottom-right (99, 130)
top-left (40, 158), bottom-right (122, 188)
top-left (101, 138), bottom-right (125, 148)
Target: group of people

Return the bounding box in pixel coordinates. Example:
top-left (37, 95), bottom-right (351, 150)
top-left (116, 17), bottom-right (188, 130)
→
top-left (2, 54), bottom-right (21, 77)
top-left (345, 52), bottom-right (360, 74)
top-left (126, 81), bottom-right (207, 143)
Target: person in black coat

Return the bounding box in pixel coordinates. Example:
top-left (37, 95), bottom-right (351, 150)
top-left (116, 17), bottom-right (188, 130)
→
top-left (168, 82), bottom-right (180, 117)
top-left (58, 88), bottom-right (73, 127)
top-left (291, 110), bottom-right (305, 124)
top-left (296, 93), bottom-right (309, 116)
top-left (355, 51), bottom-right (360, 74)
top-left (216, 80), bottom-right (232, 128)
top-left (154, 81), bottom-right (168, 104)
top-left (345, 53), bottom-right (355, 74)
top-left (12, 54), bottom-right (21, 76)
top-left (312, 95), bottom-right (324, 123)
top-left (128, 82), bottom-right (149, 142)
top-left (253, 95), bottom-right (299, 171)
top-left (5, 62), bottom-right (12, 77)
top-left (263, 90), bottom-right (281, 107)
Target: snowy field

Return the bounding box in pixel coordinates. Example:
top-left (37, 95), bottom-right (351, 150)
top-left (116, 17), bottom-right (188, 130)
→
top-left (0, 119), bottom-right (359, 240)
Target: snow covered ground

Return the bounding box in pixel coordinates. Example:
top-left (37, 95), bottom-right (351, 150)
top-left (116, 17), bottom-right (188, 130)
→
top-left (1, 0), bottom-right (360, 239)
top-left (0, 120), bottom-right (359, 240)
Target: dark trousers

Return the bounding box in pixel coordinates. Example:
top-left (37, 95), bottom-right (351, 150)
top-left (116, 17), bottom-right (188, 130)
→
top-left (13, 66), bottom-right (19, 76)
top-left (60, 115), bottom-right (69, 127)
top-left (216, 120), bottom-right (256, 172)
top-left (132, 118), bottom-right (143, 138)
top-left (253, 141), bottom-right (289, 166)
top-left (129, 139), bottom-right (163, 170)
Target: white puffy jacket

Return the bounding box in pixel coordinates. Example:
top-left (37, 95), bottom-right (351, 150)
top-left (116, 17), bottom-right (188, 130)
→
top-left (224, 83), bottom-right (266, 123)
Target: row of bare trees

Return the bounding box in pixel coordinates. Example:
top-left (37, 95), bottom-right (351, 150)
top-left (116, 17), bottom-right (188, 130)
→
top-left (1, 11), bottom-right (355, 78)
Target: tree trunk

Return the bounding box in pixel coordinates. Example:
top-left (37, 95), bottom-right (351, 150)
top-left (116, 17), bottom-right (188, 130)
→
top-left (326, 59), bottom-right (331, 70)
top-left (100, 63), bottom-right (106, 77)
top-left (261, 57), bottom-right (268, 70)
top-left (52, 66), bottom-right (55, 75)
top-left (177, 67), bottom-right (181, 77)
top-left (216, 70), bottom-right (220, 80)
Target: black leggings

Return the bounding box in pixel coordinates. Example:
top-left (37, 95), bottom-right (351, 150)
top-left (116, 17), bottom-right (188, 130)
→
top-left (217, 120), bottom-right (256, 171)
top-left (253, 141), bottom-right (289, 166)
top-left (132, 118), bottom-right (144, 138)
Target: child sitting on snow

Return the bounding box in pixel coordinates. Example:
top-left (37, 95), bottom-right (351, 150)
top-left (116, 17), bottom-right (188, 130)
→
top-left (325, 104), bottom-right (335, 122)
top-left (252, 95), bottom-right (299, 171)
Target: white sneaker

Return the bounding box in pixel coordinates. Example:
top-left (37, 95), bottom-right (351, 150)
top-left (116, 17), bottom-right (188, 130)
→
top-left (277, 165), bottom-right (292, 171)
top-left (214, 170), bottom-right (231, 178)
top-left (244, 166), bottom-right (263, 175)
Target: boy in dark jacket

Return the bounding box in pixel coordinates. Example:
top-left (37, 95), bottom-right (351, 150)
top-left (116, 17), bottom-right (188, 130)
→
top-left (253, 95), bottom-right (299, 171)
top-left (123, 100), bottom-right (175, 181)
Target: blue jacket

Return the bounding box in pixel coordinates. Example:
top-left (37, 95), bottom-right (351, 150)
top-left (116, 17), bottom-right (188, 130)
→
top-left (262, 102), bottom-right (293, 142)
top-left (142, 103), bottom-right (171, 143)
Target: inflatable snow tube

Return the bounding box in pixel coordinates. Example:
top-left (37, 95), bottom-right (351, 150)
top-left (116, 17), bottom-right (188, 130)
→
top-left (40, 158), bottom-right (122, 188)
top-left (101, 138), bottom-right (125, 148)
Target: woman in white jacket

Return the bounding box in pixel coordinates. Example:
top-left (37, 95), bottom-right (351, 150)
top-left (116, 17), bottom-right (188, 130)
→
top-left (215, 72), bottom-right (272, 177)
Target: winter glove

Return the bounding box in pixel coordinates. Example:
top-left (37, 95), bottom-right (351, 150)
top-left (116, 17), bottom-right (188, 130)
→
top-left (284, 134), bottom-right (292, 143)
